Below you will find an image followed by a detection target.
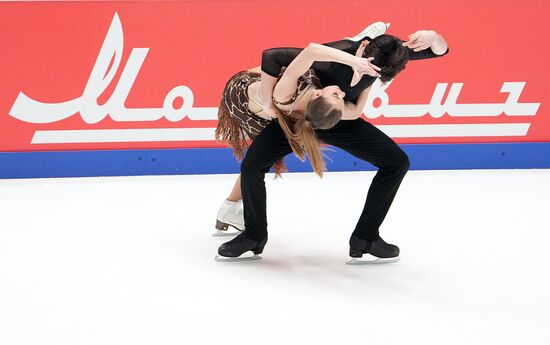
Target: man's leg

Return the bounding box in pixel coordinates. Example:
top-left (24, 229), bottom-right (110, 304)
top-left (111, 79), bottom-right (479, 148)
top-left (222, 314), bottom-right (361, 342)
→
top-left (217, 121), bottom-right (293, 259)
top-left (317, 119), bottom-right (410, 241)
top-left (216, 120), bottom-right (292, 236)
top-left (239, 121), bottom-right (293, 241)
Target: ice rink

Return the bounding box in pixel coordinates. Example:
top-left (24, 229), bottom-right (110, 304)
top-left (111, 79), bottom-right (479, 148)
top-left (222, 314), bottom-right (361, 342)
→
top-left (1, 169), bottom-right (549, 345)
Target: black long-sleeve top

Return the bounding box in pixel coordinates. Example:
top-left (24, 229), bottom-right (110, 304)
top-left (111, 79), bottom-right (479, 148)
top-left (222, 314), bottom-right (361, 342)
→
top-left (261, 39), bottom-right (449, 103)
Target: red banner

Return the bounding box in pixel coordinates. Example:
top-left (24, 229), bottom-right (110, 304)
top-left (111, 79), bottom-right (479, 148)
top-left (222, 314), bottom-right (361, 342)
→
top-left (1, 0), bottom-right (548, 152)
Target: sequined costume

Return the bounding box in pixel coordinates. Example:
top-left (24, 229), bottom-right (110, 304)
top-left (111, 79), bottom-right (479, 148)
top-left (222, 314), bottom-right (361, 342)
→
top-left (215, 69), bottom-right (321, 174)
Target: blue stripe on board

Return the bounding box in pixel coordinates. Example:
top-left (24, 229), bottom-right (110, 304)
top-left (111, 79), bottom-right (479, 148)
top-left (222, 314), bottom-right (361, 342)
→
top-left (1, 142), bottom-right (549, 179)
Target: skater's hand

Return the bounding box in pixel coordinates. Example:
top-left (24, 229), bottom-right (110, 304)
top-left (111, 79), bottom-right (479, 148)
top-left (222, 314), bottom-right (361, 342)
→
top-left (351, 71), bottom-right (362, 87)
top-left (351, 57), bottom-right (381, 86)
top-left (403, 30), bottom-right (438, 52)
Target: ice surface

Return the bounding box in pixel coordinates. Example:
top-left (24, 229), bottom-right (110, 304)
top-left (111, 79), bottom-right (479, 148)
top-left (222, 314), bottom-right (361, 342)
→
top-left (1, 170), bottom-right (549, 344)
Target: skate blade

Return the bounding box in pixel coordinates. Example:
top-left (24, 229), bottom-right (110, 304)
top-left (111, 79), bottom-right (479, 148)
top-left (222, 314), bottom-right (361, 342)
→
top-left (215, 253), bottom-right (262, 262)
top-left (212, 219), bottom-right (244, 237)
top-left (213, 220), bottom-right (244, 237)
top-left (346, 255), bottom-right (400, 265)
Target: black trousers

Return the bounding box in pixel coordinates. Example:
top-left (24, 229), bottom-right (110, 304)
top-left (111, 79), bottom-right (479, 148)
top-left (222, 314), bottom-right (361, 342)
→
top-left (240, 118), bottom-right (410, 242)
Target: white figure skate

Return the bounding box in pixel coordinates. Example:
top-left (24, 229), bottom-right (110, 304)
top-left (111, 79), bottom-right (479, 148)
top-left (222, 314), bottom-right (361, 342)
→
top-left (213, 199), bottom-right (245, 237)
top-left (345, 21), bottom-right (391, 42)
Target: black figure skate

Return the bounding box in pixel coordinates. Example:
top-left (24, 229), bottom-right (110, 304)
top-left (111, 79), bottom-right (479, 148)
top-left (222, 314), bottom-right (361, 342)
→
top-left (215, 232), bottom-right (267, 262)
top-left (346, 235), bottom-right (400, 265)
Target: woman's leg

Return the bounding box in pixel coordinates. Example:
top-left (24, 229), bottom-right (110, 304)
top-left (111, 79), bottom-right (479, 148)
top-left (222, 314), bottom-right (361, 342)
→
top-left (216, 174), bottom-right (244, 232)
top-left (215, 175), bottom-right (244, 233)
top-left (227, 175), bottom-right (242, 202)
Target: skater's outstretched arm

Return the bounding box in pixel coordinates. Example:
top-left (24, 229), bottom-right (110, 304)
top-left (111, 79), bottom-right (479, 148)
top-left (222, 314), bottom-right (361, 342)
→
top-left (404, 30), bottom-right (449, 59)
top-left (260, 39), bottom-right (358, 78)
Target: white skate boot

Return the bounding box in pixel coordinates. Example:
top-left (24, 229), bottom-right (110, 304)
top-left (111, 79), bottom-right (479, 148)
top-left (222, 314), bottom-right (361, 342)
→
top-left (213, 199), bottom-right (245, 237)
top-left (345, 21), bottom-right (391, 42)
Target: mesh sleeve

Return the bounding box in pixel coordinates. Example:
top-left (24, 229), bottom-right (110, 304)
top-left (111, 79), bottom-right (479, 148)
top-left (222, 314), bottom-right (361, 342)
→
top-left (408, 47), bottom-right (449, 60)
top-left (322, 39), bottom-right (358, 54)
top-left (261, 40), bottom-right (359, 77)
top-left (261, 48), bottom-right (303, 77)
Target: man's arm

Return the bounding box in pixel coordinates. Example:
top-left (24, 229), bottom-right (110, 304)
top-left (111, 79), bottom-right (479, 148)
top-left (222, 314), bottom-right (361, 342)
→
top-left (342, 86), bottom-right (371, 120)
top-left (273, 43), bottom-right (375, 103)
top-left (261, 48), bottom-right (303, 78)
top-left (259, 48), bottom-right (302, 118)
top-left (404, 30), bottom-right (449, 60)
top-left (259, 71), bottom-right (279, 119)
top-left (260, 39), bottom-right (357, 77)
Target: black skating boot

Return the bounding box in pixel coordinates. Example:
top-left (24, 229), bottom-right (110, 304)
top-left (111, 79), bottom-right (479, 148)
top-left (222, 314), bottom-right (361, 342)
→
top-left (347, 235), bottom-right (400, 264)
top-left (216, 232), bottom-right (267, 262)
